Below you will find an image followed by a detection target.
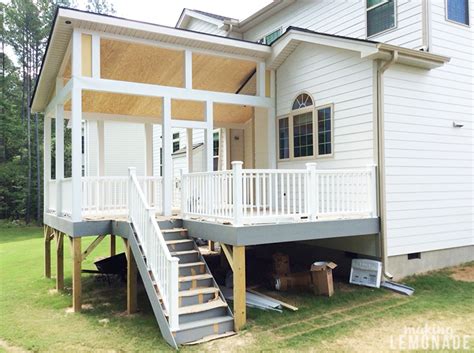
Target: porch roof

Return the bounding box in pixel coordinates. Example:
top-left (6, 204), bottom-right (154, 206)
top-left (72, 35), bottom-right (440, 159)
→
top-left (31, 7), bottom-right (271, 113)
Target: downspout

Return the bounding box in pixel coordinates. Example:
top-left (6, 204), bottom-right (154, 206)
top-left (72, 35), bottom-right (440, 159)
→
top-left (376, 50), bottom-right (398, 279)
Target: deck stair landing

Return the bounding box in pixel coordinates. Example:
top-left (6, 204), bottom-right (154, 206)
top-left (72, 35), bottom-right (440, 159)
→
top-left (129, 217), bottom-right (234, 347)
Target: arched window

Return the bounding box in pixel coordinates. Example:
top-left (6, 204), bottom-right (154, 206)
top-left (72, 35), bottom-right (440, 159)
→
top-left (292, 93), bottom-right (313, 110)
top-left (278, 93), bottom-right (334, 160)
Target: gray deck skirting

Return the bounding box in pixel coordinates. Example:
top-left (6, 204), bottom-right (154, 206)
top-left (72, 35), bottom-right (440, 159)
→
top-left (43, 213), bottom-right (380, 245)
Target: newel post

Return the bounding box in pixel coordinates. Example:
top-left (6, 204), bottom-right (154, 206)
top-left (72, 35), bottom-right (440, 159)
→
top-left (367, 164), bottom-right (378, 217)
top-left (232, 161), bottom-right (243, 226)
top-left (306, 163), bottom-right (318, 220)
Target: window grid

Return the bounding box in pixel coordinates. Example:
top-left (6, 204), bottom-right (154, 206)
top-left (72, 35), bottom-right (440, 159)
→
top-left (293, 112), bottom-right (313, 158)
top-left (172, 132), bottom-right (180, 153)
top-left (367, 0), bottom-right (396, 37)
top-left (318, 107), bottom-right (332, 156)
top-left (278, 117), bottom-right (290, 159)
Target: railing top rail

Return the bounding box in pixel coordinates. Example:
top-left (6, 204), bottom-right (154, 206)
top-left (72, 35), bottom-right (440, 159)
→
top-left (182, 170), bottom-right (233, 177)
top-left (83, 175), bottom-right (163, 180)
top-left (242, 169), bottom-right (308, 174)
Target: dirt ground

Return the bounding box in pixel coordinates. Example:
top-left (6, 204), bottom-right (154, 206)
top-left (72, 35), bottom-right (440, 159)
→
top-left (450, 265), bottom-right (474, 282)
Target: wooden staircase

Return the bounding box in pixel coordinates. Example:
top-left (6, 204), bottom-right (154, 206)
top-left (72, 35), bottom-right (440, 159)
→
top-left (129, 217), bottom-right (234, 347)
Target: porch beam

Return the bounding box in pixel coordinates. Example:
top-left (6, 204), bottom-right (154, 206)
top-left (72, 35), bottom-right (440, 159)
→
top-left (162, 97), bottom-right (172, 216)
top-left (171, 119), bottom-right (207, 129)
top-left (78, 76), bottom-right (273, 108)
top-left (45, 78), bottom-right (72, 117)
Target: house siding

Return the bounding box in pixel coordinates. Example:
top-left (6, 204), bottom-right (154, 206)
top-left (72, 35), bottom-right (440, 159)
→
top-left (383, 2), bottom-right (474, 256)
top-left (186, 18), bottom-right (228, 36)
top-left (276, 43), bottom-right (375, 170)
top-left (243, 0), bottom-right (423, 49)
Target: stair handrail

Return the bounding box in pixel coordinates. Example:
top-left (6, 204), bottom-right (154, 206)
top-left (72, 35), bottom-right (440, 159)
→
top-left (128, 167), bottom-right (180, 331)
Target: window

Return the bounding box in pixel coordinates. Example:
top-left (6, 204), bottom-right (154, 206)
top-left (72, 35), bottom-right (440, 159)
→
top-left (293, 112), bottom-right (313, 158)
top-left (172, 132), bottom-right (180, 153)
top-left (317, 106), bottom-right (332, 155)
top-left (278, 118), bottom-right (290, 159)
top-left (213, 131), bottom-right (219, 171)
top-left (367, 0), bottom-right (396, 37)
top-left (258, 28), bottom-right (282, 45)
top-left (278, 93), bottom-right (334, 160)
top-left (446, 0), bottom-right (469, 25)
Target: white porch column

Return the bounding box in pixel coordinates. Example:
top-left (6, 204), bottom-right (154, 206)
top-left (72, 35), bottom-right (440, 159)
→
top-left (184, 50), bottom-right (192, 89)
top-left (219, 128), bottom-right (227, 170)
top-left (71, 28), bottom-right (82, 222)
top-left (256, 61), bottom-right (266, 97)
top-left (267, 70), bottom-right (277, 168)
top-left (71, 85), bottom-right (83, 222)
top-left (145, 123), bottom-right (153, 176)
top-left (203, 101), bottom-right (214, 172)
top-left (97, 120), bottom-right (105, 176)
top-left (44, 116), bottom-right (52, 213)
top-left (186, 128), bottom-right (193, 173)
top-left (162, 97), bottom-right (172, 216)
top-left (55, 104), bottom-right (64, 216)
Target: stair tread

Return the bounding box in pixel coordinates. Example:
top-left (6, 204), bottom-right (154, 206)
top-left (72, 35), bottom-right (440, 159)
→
top-left (166, 239), bottom-right (193, 245)
top-left (179, 287), bottom-right (219, 297)
top-left (179, 273), bottom-right (213, 282)
top-left (171, 250), bottom-right (199, 256)
top-left (178, 298), bottom-right (227, 315)
top-left (162, 228), bottom-right (187, 233)
top-left (177, 315), bottom-right (234, 332)
top-left (179, 261), bottom-right (205, 268)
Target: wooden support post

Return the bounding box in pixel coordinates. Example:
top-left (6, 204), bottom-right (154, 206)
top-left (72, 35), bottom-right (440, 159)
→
top-left (44, 226), bottom-right (51, 278)
top-left (110, 234), bottom-right (116, 257)
top-left (208, 240), bottom-right (215, 252)
top-left (56, 231), bottom-right (64, 290)
top-left (72, 237), bottom-right (82, 312)
top-left (233, 245), bottom-right (246, 331)
top-left (81, 235), bottom-right (106, 262)
top-left (126, 240), bottom-right (137, 314)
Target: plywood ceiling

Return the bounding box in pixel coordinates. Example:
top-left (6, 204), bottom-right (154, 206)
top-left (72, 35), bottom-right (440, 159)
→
top-left (64, 91), bottom-right (253, 124)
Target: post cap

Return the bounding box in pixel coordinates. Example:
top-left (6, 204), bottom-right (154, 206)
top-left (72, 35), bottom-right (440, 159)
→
top-left (231, 161), bottom-right (243, 166)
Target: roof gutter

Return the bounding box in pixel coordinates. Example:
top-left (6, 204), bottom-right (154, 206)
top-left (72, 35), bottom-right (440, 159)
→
top-left (376, 50), bottom-right (398, 280)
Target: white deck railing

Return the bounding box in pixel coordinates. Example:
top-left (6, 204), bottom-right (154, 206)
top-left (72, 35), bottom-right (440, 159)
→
top-left (128, 168), bottom-right (179, 331)
top-left (181, 162), bottom-right (377, 225)
top-left (48, 176), bottom-right (162, 218)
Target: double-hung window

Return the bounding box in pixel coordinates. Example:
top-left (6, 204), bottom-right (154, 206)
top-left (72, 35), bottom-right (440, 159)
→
top-left (172, 132), bottom-right (180, 153)
top-left (213, 131), bottom-right (219, 171)
top-left (367, 0), bottom-right (396, 37)
top-left (446, 0), bottom-right (470, 25)
top-left (278, 93), bottom-right (333, 161)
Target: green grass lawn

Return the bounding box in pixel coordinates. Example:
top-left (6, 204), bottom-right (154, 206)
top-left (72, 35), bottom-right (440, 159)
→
top-left (0, 223), bottom-right (473, 352)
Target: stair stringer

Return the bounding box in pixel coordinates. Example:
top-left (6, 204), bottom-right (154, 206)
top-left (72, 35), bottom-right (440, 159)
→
top-left (124, 222), bottom-right (178, 349)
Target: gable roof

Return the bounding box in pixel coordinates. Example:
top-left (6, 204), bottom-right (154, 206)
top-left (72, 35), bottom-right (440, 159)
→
top-left (191, 9), bottom-right (236, 22)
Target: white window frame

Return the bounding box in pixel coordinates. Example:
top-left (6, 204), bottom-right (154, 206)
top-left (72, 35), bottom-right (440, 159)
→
top-left (277, 94), bottom-right (334, 162)
top-left (258, 27), bottom-right (283, 45)
top-left (366, 0), bottom-right (398, 38)
top-left (445, 0), bottom-right (471, 27)
top-left (213, 129), bottom-right (220, 171)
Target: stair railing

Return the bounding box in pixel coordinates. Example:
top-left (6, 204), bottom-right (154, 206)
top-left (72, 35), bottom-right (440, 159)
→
top-left (128, 167), bottom-right (179, 331)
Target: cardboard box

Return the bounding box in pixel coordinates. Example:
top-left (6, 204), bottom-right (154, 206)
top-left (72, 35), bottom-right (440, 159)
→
top-left (310, 261), bottom-right (337, 297)
top-left (274, 272), bottom-right (312, 291)
top-left (272, 252), bottom-right (290, 276)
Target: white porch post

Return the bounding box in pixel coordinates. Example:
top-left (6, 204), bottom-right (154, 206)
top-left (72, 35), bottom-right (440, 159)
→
top-left (44, 116), bottom-right (51, 213)
top-left (186, 128), bottom-right (193, 173)
top-left (204, 101), bottom-right (214, 172)
top-left (97, 120), bottom-right (105, 176)
top-left (162, 97), bottom-right (172, 216)
top-left (232, 161), bottom-right (243, 226)
top-left (218, 128), bottom-right (227, 170)
top-left (184, 50), bottom-right (192, 89)
top-left (71, 29), bottom-right (82, 222)
top-left (145, 123), bottom-right (153, 176)
top-left (267, 70), bottom-right (276, 168)
top-left (256, 61), bottom-right (266, 97)
top-left (55, 104), bottom-right (64, 216)
top-left (71, 85), bottom-right (83, 222)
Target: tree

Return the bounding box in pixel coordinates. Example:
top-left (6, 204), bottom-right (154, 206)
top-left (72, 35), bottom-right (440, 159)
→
top-left (86, 0), bottom-right (116, 15)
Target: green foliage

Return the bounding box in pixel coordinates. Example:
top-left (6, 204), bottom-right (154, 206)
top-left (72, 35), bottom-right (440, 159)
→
top-left (86, 0), bottom-right (116, 14)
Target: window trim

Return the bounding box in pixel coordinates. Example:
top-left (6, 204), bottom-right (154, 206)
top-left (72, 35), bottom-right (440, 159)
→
top-left (258, 27), bottom-right (283, 45)
top-left (277, 95), bottom-right (334, 162)
top-left (172, 132), bottom-right (180, 153)
top-left (366, 0), bottom-right (398, 39)
top-left (445, 0), bottom-right (471, 27)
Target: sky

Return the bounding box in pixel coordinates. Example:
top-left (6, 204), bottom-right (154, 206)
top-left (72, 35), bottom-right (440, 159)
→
top-left (3, 0), bottom-right (273, 62)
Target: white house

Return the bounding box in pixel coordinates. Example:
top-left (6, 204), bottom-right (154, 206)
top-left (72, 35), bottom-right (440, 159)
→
top-left (33, 1), bottom-right (473, 347)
